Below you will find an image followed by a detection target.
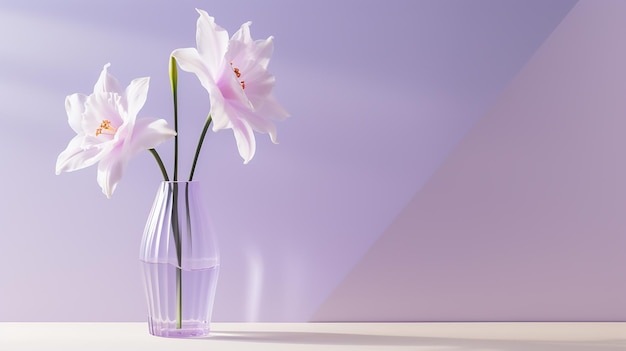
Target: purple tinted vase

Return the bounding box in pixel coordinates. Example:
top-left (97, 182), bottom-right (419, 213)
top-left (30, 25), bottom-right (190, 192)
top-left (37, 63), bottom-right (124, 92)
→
top-left (139, 181), bottom-right (220, 338)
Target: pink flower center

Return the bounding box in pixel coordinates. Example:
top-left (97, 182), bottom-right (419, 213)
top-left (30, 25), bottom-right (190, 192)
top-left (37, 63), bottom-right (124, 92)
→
top-left (95, 119), bottom-right (117, 137)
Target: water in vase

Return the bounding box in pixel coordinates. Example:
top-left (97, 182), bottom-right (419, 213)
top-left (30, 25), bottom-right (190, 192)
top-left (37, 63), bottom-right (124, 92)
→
top-left (140, 262), bottom-right (220, 337)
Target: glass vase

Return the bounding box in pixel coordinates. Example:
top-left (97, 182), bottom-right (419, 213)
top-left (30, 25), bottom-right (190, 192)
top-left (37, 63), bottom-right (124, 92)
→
top-left (139, 181), bottom-right (220, 338)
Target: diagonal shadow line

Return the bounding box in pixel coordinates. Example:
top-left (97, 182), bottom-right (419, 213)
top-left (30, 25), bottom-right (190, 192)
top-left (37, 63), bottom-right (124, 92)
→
top-left (194, 330), bottom-right (626, 350)
top-left (308, 0), bottom-right (581, 325)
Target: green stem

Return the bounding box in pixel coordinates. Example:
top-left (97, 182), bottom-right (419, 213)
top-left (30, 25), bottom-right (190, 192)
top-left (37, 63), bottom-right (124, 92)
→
top-left (171, 182), bottom-right (182, 329)
top-left (169, 55), bottom-right (182, 330)
top-left (170, 55), bottom-right (179, 181)
top-left (188, 115), bottom-right (212, 181)
top-left (149, 149), bottom-right (169, 181)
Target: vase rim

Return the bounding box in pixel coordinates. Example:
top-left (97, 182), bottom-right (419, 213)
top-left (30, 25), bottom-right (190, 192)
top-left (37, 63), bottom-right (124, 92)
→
top-left (160, 180), bottom-right (201, 184)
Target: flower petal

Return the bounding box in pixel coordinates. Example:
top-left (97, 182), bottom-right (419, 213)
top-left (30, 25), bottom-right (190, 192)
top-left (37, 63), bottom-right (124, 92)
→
top-left (195, 9), bottom-right (229, 77)
top-left (233, 102), bottom-right (279, 143)
top-left (96, 145), bottom-right (127, 199)
top-left (93, 63), bottom-right (123, 95)
top-left (125, 77), bottom-right (149, 123)
top-left (128, 118), bottom-right (176, 157)
top-left (255, 94), bottom-right (291, 123)
top-left (207, 85), bottom-right (232, 131)
top-left (217, 69), bottom-right (252, 107)
top-left (252, 36), bottom-right (274, 70)
top-left (230, 117), bottom-right (256, 164)
top-left (65, 93), bottom-right (87, 134)
top-left (55, 135), bottom-right (105, 174)
top-left (230, 21), bottom-right (253, 45)
top-left (172, 48), bottom-right (217, 94)
top-left (242, 68), bottom-right (275, 106)
top-left (228, 23), bottom-right (273, 70)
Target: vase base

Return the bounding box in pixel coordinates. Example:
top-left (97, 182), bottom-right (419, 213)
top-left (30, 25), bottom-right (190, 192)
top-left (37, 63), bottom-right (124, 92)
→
top-left (148, 320), bottom-right (211, 338)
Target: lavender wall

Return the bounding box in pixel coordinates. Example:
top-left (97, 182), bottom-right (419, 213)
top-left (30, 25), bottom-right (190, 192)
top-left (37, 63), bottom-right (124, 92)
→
top-left (3, 0), bottom-right (619, 323)
top-left (313, 0), bottom-right (626, 321)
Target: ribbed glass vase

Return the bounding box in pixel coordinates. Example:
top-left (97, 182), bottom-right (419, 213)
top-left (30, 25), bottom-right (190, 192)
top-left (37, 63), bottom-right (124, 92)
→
top-left (139, 181), bottom-right (220, 338)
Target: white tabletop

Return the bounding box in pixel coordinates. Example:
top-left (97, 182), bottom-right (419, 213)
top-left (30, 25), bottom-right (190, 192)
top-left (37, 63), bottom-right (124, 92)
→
top-left (1, 322), bottom-right (625, 350)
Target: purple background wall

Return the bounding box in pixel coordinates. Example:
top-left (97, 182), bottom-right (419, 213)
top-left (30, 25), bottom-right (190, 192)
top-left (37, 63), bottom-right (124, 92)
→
top-left (1, 0), bottom-right (623, 322)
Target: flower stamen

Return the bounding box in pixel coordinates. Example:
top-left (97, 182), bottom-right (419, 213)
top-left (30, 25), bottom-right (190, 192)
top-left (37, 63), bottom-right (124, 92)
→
top-left (230, 62), bottom-right (246, 90)
top-left (95, 119), bottom-right (117, 136)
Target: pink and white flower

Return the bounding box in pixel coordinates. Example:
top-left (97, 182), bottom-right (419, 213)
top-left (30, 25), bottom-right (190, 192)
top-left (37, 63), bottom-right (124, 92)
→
top-left (172, 9), bottom-right (289, 164)
top-left (56, 64), bottom-right (176, 198)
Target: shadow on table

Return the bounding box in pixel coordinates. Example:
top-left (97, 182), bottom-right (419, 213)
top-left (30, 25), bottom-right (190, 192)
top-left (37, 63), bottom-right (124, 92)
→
top-left (198, 330), bottom-right (626, 350)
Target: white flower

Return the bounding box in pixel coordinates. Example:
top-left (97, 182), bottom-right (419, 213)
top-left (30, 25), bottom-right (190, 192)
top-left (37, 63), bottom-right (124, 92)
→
top-left (56, 63), bottom-right (176, 198)
top-left (172, 9), bottom-right (289, 163)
